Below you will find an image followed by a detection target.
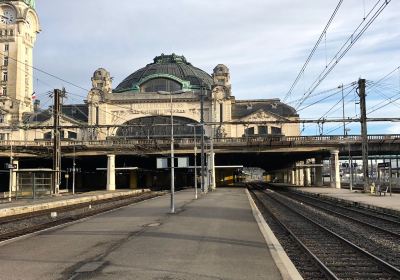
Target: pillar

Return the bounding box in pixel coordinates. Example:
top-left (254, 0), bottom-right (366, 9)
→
top-left (297, 162), bottom-right (304, 186)
top-left (330, 150), bottom-right (341, 189)
top-left (315, 156), bottom-right (323, 187)
top-left (304, 166), bottom-right (311, 186)
top-left (291, 170), bottom-right (296, 185)
top-left (211, 151), bottom-right (216, 190)
top-left (11, 160), bottom-right (19, 192)
top-left (107, 155), bottom-right (116, 191)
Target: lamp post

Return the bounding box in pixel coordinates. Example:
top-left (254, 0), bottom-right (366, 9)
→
top-left (72, 144), bottom-right (76, 195)
top-left (8, 132), bottom-right (13, 202)
top-left (200, 85), bottom-right (206, 193)
top-left (157, 90), bottom-right (186, 213)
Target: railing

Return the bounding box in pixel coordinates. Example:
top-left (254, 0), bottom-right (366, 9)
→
top-left (1, 134), bottom-right (400, 148)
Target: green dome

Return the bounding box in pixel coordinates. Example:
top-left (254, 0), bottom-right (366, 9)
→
top-left (114, 54), bottom-right (213, 93)
top-left (24, 0), bottom-right (35, 8)
top-left (0, 0), bottom-right (35, 9)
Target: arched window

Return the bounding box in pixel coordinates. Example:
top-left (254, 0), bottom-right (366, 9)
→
top-left (115, 116), bottom-right (202, 139)
top-left (140, 78), bottom-right (181, 93)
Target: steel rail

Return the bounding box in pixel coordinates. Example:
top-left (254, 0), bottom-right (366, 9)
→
top-left (251, 184), bottom-right (400, 278)
top-left (281, 191), bottom-right (400, 239)
top-left (290, 190), bottom-right (400, 224)
top-left (0, 192), bottom-right (161, 242)
top-left (248, 187), bottom-right (339, 280)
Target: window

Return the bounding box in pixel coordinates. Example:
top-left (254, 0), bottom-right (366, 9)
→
top-left (2, 86), bottom-right (7, 96)
top-left (258, 126), bottom-right (268, 135)
top-left (44, 132), bottom-right (52, 139)
top-left (0, 114), bottom-right (4, 123)
top-left (245, 127), bottom-right (255, 136)
top-left (4, 44), bottom-right (9, 51)
top-left (271, 127), bottom-right (282, 135)
top-left (3, 56), bottom-right (8, 67)
top-left (3, 71), bottom-right (7, 82)
top-left (140, 78), bottom-right (181, 93)
top-left (68, 131), bottom-right (77, 139)
top-left (218, 79), bottom-right (225, 83)
top-left (220, 103), bottom-right (223, 123)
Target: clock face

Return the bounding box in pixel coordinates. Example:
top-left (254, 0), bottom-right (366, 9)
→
top-left (26, 13), bottom-right (34, 30)
top-left (1, 7), bottom-right (16, 24)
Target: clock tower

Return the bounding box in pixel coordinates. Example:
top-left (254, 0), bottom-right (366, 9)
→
top-left (0, 0), bottom-right (40, 125)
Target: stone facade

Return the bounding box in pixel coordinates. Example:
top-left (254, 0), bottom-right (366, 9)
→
top-left (86, 55), bottom-right (300, 140)
top-left (0, 0), bottom-right (40, 135)
top-left (0, 1), bottom-right (299, 141)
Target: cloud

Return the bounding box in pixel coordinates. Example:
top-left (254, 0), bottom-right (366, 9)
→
top-left (386, 123), bottom-right (400, 134)
top-left (30, 0), bottom-right (400, 135)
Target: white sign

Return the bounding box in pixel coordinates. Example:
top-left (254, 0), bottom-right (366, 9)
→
top-left (157, 158), bottom-right (169, 169)
top-left (177, 157), bottom-right (189, 168)
top-left (156, 157), bottom-right (189, 169)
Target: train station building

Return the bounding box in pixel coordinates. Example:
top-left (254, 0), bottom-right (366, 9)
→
top-left (2, 0), bottom-right (351, 196)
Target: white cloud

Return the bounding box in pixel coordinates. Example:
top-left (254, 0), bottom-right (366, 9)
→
top-left (31, 0), bottom-right (400, 135)
top-left (385, 123), bottom-right (400, 134)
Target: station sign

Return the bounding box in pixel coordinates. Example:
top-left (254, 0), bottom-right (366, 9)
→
top-left (377, 162), bottom-right (391, 168)
top-left (66, 167), bottom-right (81, 172)
top-left (157, 157), bottom-right (189, 169)
top-left (4, 163), bottom-right (17, 170)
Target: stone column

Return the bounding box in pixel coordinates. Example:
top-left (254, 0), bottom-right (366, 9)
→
top-left (297, 162), bottom-right (304, 186)
top-left (304, 165), bottom-right (311, 186)
top-left (291, 170), bottom-right (296, 185)
top-left (330, 150), bottom-right (341, 189)
top-left (107, 155), bottom-right (116, 191)
top-left (315, 156), bottom-right (323, 187)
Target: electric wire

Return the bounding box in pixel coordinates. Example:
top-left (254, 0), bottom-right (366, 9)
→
top-left (283, 0), bottom-right (344, 102)
top-left (295, 0), bottom-right (392, 110)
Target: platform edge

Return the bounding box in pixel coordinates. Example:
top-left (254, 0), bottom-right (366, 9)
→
top-left (245, 189), bottom-right (303, 280)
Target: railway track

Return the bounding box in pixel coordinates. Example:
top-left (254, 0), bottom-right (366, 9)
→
top-left (248, 184), bottom-right (400, 280)
top-left (0, 191), bottom-right (163, 243)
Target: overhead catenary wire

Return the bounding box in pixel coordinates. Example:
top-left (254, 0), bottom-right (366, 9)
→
top-left (325, 80), bottom-right (400, 134)
top-left (318, 85), bottom-right (355, 119)
top-left (297, 82), bottom-right (356, 112)
top-left (295, 0), bottom-right (392, 110)
top-left (283, 0), bottom-right (344, 102)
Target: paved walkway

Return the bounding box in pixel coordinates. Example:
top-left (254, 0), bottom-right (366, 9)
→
top-left (294, 187), bottom-right (400, 213)
top-left (0, 188), bottom-right (284, 280)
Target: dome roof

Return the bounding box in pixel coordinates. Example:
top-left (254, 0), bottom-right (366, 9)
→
top-left (114, 54), bottom-right (213, 93)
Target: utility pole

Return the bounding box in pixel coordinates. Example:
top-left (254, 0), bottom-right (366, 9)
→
top-left (8, 134), bottom-right (13, 202)
top-left (357, 79), bottom-right (369, 192)
top-left (52, 88), bottom-right (64, 195)
top-left (341, 83), bottom-right (346, 136)
top-left (72, 145), bottom-right (76, 195)
top-left (200, 85), bottom-right (206, 193)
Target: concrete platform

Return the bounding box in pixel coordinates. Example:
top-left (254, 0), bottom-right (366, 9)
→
top-left (293, 186), bottom-right (400, 215)
top-left (0, 189), bottom-right (150, 218)
top-left (0, 188), bottom-right (296, 280)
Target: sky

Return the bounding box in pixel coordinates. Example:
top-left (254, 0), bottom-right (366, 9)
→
top-left (32, 0), bottom-right (400, 135)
